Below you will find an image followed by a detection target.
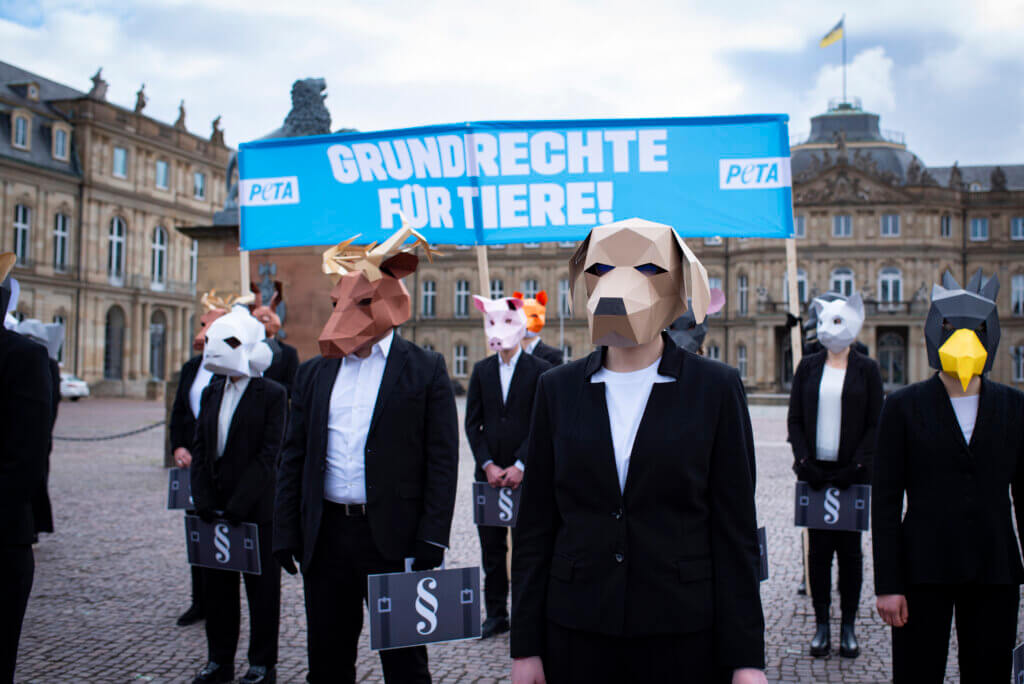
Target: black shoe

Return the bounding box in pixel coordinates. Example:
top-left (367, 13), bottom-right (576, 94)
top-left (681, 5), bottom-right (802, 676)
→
top-left (192, 662), bottom-right (233, 684)
top-left (810, 623), bottom-right (831, 657)
top-left (481, 616), bottom-right (510, 639)
top-left (839, 623), bottom-right (859, 658)
top-left (797, 579), bottom-right (807, 596)
top-left (240, 665), bottom-right (276, 684)
top-left (176, 603), bottom-right (205, 626)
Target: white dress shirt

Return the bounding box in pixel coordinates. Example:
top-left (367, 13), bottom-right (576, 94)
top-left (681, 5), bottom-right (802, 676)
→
top-left (949, 394), bottom-right (980, 443)
top-left (591, 358), bottom-right (674, 492)
top-left (324, 330), bottom-right (393, 504)
top-left (482, 348), bottom-right (526, 472)
top-left (217, 377), bottom-right (249, 458)
top-left (815, 365), bottom-right (845, 462)
top-left (189, 365), bottom-right (214, 419)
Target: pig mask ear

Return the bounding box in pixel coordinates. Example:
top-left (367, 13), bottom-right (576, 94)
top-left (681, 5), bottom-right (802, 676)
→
top-left (380, 252), bottom-right (419, 280)
top-left (508, 297), bottom-right (525, 310)
top-left (472, 295), bottom-right (490, 313)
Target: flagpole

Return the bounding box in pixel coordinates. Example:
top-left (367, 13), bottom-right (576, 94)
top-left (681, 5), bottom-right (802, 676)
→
top-left (842, 14), bottom-right (847, 103)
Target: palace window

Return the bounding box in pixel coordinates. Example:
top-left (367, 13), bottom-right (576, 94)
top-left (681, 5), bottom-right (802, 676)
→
top-left (878, 267), bottom-right (902, 304)
top-left (706, 343), bottom-right (721, 361)
top-left (108, 216), bottom-right (126, 284)
top-left (13, 114), bottom-right (29, 149)
top-left (53, 127), bottom-right (68, 160)
top-left (1013, 346), bottom-right (1024, 382)
top-left (833, 214), bottom-right (852, 238)
top-left (113, 146), bottom-right (128, 178)
top-left (194, 171), bottom-right (207, 200)
top-left (737, 274), bottom-right (749, 315)
top-left (521, 279), bottom-right (539, 299)
top-left (13, 204), bottom-right (31, 265)
top-left (490, 278), bottom-right (504, 299)
top-left (830, 268), bottom-right (855, 296)
top-left (737, 344), bottom-right (748, 378)
top-left (189, 239), bottom-right (198, 286)
top-left (880, 214), bottom-right (900, 237)
top-left (1012, 275), bottom-right (1024, 316)
top-left (453, 344), bottom-right (468, 377)
top-left (970, 217), bottom-right (989, 241)
top-left (151, 225), bottom-right (167, 288)
top-left (558, 278), bottom-right (571, 317)
top-left (794, 215), bottom-right (806, 238)
top-left (156, 160), bottom-right (169, 189)
top-left (940, 214), bottom-right (952, 238)
top-left (1012, 217), bottom-right (1024, 241)
top-left (454, 279), bottom-right (470, 318)
top-left (784, 269), bottom-right (808, 304)
top-left (421, 280), bottom-right (436, 318)
top-left (53, 212), bottom-right (70, 271)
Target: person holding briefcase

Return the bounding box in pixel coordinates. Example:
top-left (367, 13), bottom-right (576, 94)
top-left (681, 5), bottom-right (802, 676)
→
top-left (190, 307), bottom-right (285, 684)
top-left (788, 293), bottom-right (882, 659)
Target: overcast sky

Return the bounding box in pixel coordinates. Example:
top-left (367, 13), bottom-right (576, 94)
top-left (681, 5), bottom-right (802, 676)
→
top-left (2, 0), bottom-right (1022, 167)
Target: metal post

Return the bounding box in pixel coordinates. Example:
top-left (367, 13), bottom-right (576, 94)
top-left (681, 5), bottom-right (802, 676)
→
top-left (842, 14), bottom-right (847, 104)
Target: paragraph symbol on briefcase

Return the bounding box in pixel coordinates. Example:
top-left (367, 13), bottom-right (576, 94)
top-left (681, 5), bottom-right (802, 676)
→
top-left (367, 565), bottom-right (482, 650)
top-left (184, 514), bottom-right (262, 575)
top-left (794, 482), bottom-right (871, 532)
top-left (473, 482), bottom-right (521, 527)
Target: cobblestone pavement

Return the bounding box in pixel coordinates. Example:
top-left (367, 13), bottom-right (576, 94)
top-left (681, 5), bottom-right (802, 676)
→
top-left (14, 399), bottom-right (1024, 683)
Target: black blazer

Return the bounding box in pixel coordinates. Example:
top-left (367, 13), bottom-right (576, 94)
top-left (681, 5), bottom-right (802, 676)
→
top-left (0, 330), bottom-right (53, 545)
top-left (31, 358), bottom-right (60, 535)
top-left (787, 349), bottom-right (884, 484)
top-left (530, 339), bottom-right (564, 366)
top-left (264, 339), bottom-right (299, 397)
top-left (465, 352), bottom-right (551, 480)
top-left (511, 333), bottom-right (764, 672)
top-left (169, 356), bottom-right (204, 452)
top-left (191, 376), bottom-right (286, 525)
top-left (274, 333), bottom-right (459, 568)
top-left (872, 375), bottom-right (1024, 595)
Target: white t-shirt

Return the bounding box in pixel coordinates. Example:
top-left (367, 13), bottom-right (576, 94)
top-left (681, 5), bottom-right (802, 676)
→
top-left (591, 359), bottom-right (674, 492)
top-left (949, 394), bottom-right (980, 443)
top-left (815, 365), bottom-right (846, 462)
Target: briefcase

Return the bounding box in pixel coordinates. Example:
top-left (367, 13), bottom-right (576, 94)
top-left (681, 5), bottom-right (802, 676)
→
top-left (167, 467), bottom-right (193, 510)
top-left (794, 482), bottom-right (870, 532)
top-left (473, 482), bottom-right (521, 527)
top-left (184, 514), bottom-right (262, 575)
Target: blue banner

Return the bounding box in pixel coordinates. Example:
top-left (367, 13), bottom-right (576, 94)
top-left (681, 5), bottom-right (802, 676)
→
top-left (238, 116), bottom-right (793, 250)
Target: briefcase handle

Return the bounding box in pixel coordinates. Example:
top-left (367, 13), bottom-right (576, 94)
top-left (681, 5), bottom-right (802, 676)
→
top-left (404, 556), bottom-right (446, 573)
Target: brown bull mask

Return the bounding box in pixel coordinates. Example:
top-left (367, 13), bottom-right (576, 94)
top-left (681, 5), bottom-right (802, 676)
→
top-left (249, 281), bottom-right (283, 338)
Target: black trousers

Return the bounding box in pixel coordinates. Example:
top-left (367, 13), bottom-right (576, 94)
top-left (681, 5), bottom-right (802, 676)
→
top-left (0, 545), bottom-right (33, 684)
top-left (477, 524), bottom-right (510, 619)
top-left (808, 529), bottom-right (862, 623)
top-left (302, 503), bottom-right (429, 684)
top-left (203, 523), bottom-right (280, 667)
top-left (892, 583), bottom-right (1019, 683)
top-left (543, 621), bottom-right (721, 684)
top-left (190, 565), bottom-right (205, 608)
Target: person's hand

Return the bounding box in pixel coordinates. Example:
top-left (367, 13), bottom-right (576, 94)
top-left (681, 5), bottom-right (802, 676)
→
top-left (830, 465), bottom-right (857, 490)
top-left (196, 508), bottom-right (216, 524)
top-left (173, 447), bottom-right (192, 468)
top-left (877, 594), bottom-right (908, 627)
top-left (732, 669), bottom-right (767, 684)
top-left (511, 656), bottom-right (546, 684)
top-left (275, 549), bottom-right (299, 575)
top-left (798, 461), bottom-right (828, 491)
top-left (223, 508), bottom-right (243, 526)
top-left (502, 465), bottom-right (524, 489)
top-left (485, 463), bottom-right (505, 488)
top-left (411, 540), bottom-right (445, 571)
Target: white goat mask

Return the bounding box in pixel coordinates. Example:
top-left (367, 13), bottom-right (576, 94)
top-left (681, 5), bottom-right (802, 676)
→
top-left (202, 306), bottom-right (272, 377)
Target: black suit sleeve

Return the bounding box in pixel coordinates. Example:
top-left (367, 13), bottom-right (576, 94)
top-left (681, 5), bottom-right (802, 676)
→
top-left (274, 361), bottom-right (313, 555)
top-left (513, 359), bottom-right (551, 469)
top-left (225, 383), bottom-right (285, 519)
top-left (0, 342), bottom-right (50, 506)
top-left (872, 393), bottom-right (908, 595)
top-left (464, 363), bottom-right (492, 471)
top-left (169, 363), bottom-right (194, 451)
top-left (850, 359), bottom-right (884, 474)
top-left (1015, 417), bottom-right (1024, 565)
top-left (510, 374), bottom-right (558, 659)
top-left (710, 371), bottom-right (765, 671)
top-left (787, 359), bottom-right (813, 468)
top-left (280, 346), bottom-right (299, 397)
top-left (189, 385), bottom-right (218, 512)
top-left (415, 354), bottom-right (459, 547)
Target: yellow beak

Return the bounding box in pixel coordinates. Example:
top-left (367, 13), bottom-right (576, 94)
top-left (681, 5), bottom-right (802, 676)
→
top-left (938, 328), bottom-right (987, 391)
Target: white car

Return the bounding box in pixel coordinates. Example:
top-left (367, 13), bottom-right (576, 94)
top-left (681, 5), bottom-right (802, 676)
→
top-left (60, 373), bottom-right (90, 401)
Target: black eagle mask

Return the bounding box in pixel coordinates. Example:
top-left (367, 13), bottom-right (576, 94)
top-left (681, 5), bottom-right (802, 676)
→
top-left (925, 269), bottom-right (1000, 390)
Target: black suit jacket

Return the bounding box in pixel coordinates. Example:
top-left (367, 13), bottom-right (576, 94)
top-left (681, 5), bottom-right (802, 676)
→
top-left (274, 333), bottom-right (459, 568)
top-left (264, 339), bottom-right (299, 397)
top-left (0, 330), bottom-right (52, 545)
top-left (170, 356), bottom-right (204, 452)
top-left (31, 358), bottom-right (60, 535)
top-left (787, 349), bottom-right (883, 484)
top-left (872, 375), bottom-right (1024, 595)
top-left (465, 352), bottom-right (551, 481)
top-left (190, 376), bottom-right (286, 525)
top-left (530, 339), bottom-right (563, 366)
top-left (511, 333), bottom-right (764, 671)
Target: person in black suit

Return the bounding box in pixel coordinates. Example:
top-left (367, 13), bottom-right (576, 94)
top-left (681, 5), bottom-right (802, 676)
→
top-left (274, 232), bottom-right (459, 684)
top-left (190, 308), bottom-right (284, 684)
top-left (466, 294), bottom-right (552, 638)
top-left (873, 270), bottom-right (1024, 683)
top-left (788, 294), bottom-right (882, 658)
top-left (248, 284), bottom-right (298, 396)
top-left (0, 261), bottom-right (52, 683)
top-left (511, 220), bottom-right (765, 684)
top-left (169, 307), bottom-right (226, 627)
top-left (516, 290), bottom-right (564, 366)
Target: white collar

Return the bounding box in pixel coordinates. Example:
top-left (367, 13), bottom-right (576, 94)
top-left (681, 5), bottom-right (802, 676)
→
top-left (499, 346), bottom-right (522, 369)
top-left (351, 329), bottom-right (394, 362)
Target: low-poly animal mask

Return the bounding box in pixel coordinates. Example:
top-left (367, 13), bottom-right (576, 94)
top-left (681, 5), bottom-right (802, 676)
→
top-left (319, 223), bottom-right (439, 358)
top-left (249, 281), bottom-right (283, 338)
top-left (474, 295), bottom-right (527, 352)
top-left (811, 293), bottom-right (865, 354)
top-left (194, 290), bottom-right (252, 352)
top-left (15, 318), bottom-right (65, 361)
top-left (568, 218), bottom-right (710, 347)
top-left (926, 269), bottom-right (1000, 390)
top-left (202, 305), bottom-right (272, 378)
top-left (667, 288), bottom-right (725, 354)
top-left (515, 290), bottom-right (548, 338)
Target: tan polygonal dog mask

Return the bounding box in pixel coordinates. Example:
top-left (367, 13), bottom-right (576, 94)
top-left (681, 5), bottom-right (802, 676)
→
top-left (568, 218), bottom-right (711, 347)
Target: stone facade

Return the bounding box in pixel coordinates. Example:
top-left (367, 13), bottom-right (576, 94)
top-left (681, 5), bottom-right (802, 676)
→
top-left (0, 61), bottom-right (229, 396)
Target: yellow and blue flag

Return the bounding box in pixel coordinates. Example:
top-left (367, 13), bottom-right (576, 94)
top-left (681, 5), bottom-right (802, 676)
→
top-left (819, 18), bottom-right (844, 48)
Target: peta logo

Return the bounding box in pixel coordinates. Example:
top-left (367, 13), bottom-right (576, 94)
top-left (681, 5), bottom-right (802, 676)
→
top-left (719, 157), bottom-right (791, 190)
top-left (239, 177), bottom-right (301, 206)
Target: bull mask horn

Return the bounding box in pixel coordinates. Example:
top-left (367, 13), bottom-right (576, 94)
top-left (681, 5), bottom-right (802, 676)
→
top-left (321, 215), bottom-right (442, 283)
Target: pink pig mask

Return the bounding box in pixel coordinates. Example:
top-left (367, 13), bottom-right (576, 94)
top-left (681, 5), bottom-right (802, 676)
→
top-left (473, 295), bottom-right (527, 352)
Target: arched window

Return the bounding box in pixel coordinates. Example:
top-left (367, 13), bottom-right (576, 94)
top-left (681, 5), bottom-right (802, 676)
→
top-left (151, 225), bottom-right (167, 287)
top-left (878, 267), bottom-right (902, 304)
top-left (706, 341), bottom-right (721, 361)
top-left (53, 212), bottom-right (70, 271)
top-left (454, 279), bottom-right (470, 318)
top-left (737, 344), bottom-right (748, 378)
top-left (108, 217), bottom-right (126, 284)
top-left (104, 305), bottom-right (126, 379)
top-left (13, 204), bottom-right (30, 265)
top-left (737, 274), bottom-right (749, 315)
top-left (421, 280), bottom-right (436, 318)
top-left (784, 269), bottom-right (808, 304)
top-left (1012, 274), bottom-right (1024, 316)
top-left (149, 309), bottom-right (167, 380)
top-left (878, 332), bottom-right (906, 388)
top-left (830, 268), bottom-right (855, 296)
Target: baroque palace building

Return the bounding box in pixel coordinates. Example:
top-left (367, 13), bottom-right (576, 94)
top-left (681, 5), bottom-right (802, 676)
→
top-left (408, 99), bottom-right (1024, 393)
top-left (0, 61), bottom-right (229, 396)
